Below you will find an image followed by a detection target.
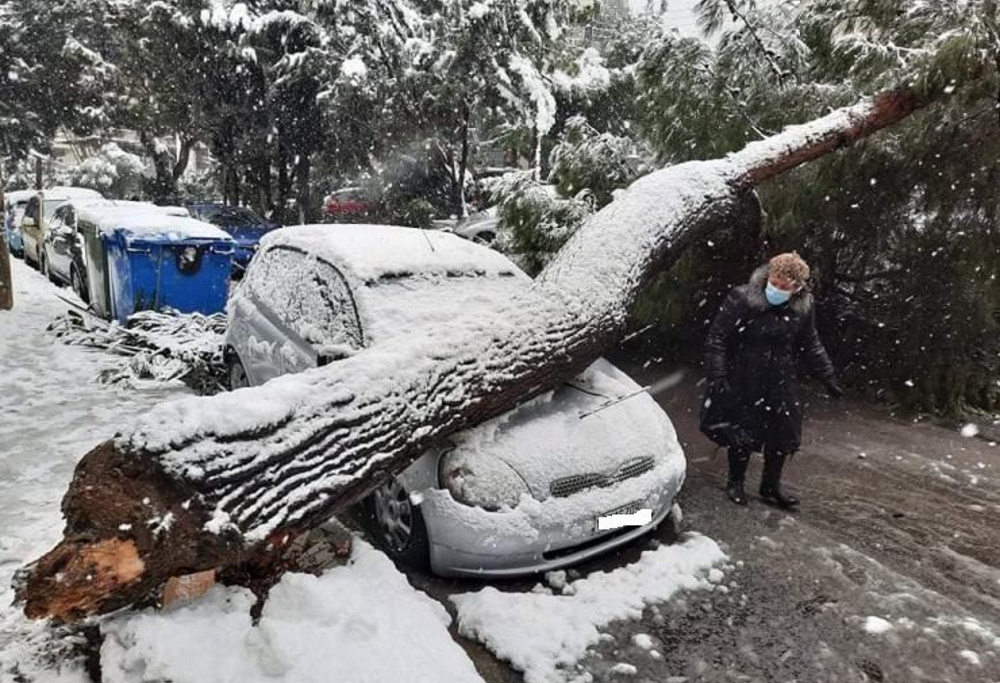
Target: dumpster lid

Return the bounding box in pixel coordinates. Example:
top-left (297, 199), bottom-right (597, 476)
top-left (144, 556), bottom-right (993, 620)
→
top-left (79, 202), bottom-right (234, 243)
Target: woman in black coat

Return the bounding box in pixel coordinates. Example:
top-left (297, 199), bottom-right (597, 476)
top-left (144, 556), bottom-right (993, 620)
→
top-left (703, 253), bottom-right (843, 507)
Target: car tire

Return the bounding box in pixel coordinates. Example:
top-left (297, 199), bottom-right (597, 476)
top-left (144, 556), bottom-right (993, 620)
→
top-left (366, 476), bottom-right (430, 571)
top-left (71, 266), bottom-right (89, 303)
top-left (473, 231), bottom-right (495, 245)
top-left (40, 252), bottom-right (56, 284)
top-left (227, 353), bottom-right (249, 391)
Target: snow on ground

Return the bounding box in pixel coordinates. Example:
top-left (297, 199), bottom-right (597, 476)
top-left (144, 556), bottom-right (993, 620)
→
top-left (0, 260), bottom-right (483, 682)
top-left (0, 261), bottom-right (196, 680)
top-left (451, 533), bottom-right (726, 683)
top-left (101, 540), bottom-right (484, 683)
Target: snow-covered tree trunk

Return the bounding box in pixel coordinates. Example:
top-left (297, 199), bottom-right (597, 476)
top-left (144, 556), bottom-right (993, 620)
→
top-left (17, 88), bottom-right (938, 621)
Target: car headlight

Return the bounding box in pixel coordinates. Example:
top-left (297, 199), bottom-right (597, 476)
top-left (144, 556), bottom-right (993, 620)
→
top-left (438, 448), bottom-right (530, 511)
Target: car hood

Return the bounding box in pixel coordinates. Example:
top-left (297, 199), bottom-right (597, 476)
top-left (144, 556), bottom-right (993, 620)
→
top-left (443, 358), bottom-right (680, 503)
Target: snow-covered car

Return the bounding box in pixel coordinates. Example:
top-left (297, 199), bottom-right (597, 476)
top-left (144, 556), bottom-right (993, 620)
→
top-left (20, 187), bottom-right (103, 267)
top-left (224, 224), bottom-right (685, 577)
top-left (433, 207), bottom-right (499, 244)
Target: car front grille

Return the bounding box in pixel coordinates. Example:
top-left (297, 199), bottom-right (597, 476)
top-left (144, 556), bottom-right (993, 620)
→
top-left (601, 499), bottom-right (645, 517)
top-left (549, 456), bottom-right (655, 498)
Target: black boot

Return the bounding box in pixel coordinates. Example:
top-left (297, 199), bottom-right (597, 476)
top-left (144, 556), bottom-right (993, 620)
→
top-left (760, 447), bottom-right (800, 508)
top-left (726, 448), bottom-right (750, 506)
top-left (726, 479), bottom-right (748, 505)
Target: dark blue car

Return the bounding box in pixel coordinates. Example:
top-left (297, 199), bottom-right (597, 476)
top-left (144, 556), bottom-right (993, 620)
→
top-left (185, 203), bottom-right (279, 275)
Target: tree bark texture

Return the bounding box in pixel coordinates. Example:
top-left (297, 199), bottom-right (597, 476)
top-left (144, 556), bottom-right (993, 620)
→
top-left (17, 88), bottom-right (937, 621)
top-left (0, 229), bottom-right (12, 311)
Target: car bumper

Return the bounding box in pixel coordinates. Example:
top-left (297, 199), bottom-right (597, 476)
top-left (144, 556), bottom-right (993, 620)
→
top-left (420, 457), bottom-right (684, 578)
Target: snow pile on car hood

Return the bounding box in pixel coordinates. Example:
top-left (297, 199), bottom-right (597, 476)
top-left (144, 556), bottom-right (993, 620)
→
top-left (451, 533), bottom-right (727, 683)
top-left (443, 358), bottom-right (679, 502)
top-left (100, 541), bottom-right (485, 683)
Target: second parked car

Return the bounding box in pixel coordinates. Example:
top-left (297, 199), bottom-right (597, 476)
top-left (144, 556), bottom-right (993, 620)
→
top-left (186, 203), bottom-right (279, 274)
top-left (20, 187), bottom-right (104, 267)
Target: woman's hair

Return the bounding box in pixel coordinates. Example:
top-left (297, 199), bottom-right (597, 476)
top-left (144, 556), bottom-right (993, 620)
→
top-left (769, 252), bottom-right (810, 284)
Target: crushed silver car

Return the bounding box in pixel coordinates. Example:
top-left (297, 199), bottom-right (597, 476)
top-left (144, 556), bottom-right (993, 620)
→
top-left (225, 224), bottom-right (686, 577)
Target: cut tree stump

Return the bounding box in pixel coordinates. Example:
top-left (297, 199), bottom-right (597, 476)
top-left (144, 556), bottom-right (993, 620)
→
top-left (16, 87), bottom-right (949, 621)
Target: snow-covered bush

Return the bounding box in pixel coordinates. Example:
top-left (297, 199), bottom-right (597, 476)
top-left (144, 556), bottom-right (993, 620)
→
top-left (68, 143), bottom-right (149, 198)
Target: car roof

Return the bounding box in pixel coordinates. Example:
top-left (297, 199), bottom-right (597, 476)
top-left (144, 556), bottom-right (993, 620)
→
top-left (39, 187), bottom-right (104, 200)
top-left (260, 224), bottom-right (522, 282)
top-left (71, 200), bottom-right (233, 241)
top-left (3, 190), bottom-right (35, 203)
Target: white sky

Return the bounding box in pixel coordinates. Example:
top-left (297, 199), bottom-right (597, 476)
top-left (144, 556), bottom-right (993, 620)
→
top-left (629, 0), bottom-right (703, 36)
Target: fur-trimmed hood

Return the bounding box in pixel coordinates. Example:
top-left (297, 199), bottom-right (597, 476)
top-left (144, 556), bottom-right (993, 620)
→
top-left (743, 264), bottom-right (813, 316)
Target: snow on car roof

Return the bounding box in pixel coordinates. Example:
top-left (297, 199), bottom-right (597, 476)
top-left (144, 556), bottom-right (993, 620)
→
top-left (75, 200), bottom-right (233, 241)
top-left (3, 189), bottom-right (35, 204)
top-left (260, 223), bottom-right (519, 281)
top-left (39, 186), bottom-right (103, 200)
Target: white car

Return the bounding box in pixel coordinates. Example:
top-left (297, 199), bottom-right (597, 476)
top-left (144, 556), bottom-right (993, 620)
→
top-left (225, 224), bottom-right (685, 577)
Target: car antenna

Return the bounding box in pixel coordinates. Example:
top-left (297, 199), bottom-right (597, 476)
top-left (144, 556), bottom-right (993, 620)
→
top-left (420, 228), bottom-right (436, 252)
top-left (578, 386), bottom-right (651, 419)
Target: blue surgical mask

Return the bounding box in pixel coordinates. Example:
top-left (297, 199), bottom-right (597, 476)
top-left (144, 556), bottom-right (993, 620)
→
top-left (765, 282), bottom-right (792, 306)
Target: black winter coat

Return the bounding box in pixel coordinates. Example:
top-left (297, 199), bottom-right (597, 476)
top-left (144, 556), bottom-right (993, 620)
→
top-left (704, 265), bottom-right (837, 455)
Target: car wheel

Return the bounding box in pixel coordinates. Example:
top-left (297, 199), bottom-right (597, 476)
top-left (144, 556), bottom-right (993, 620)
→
top-left (227, 353), bottom-right (249, 390)
top-left (40, 252), bottom-right (56, 283)
top-left (367, 476), bottom-right (430, 570)
top-left (71, 266), bottom-right (89, 303)
top-left (473, 231), bottom-right (495, 245)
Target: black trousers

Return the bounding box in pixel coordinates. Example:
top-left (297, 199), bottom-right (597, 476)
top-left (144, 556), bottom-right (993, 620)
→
top-left (727, 444), bottom-right (789, 487)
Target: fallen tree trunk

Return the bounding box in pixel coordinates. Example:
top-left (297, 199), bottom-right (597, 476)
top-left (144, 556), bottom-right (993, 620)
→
top-left (17, 88), bottom-right (941, 621)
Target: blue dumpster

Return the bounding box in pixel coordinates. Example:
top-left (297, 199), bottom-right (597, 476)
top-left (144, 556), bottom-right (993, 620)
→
top-left (72, 203), bottom-right (234, 322)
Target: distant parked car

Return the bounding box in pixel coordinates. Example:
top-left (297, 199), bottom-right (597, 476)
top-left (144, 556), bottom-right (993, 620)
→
top-left (186, 203), bottom-right (279, 274)
top-left (225, 223), bottom-right (685, 578)
top-left (3, 189), bottom-right (34, 257)
top-left (323, 187), bottom-right (378, 218)
top-left (441, 207), bottom-right (499, 244)
top-left (20, 187), bottom-right (103, 267)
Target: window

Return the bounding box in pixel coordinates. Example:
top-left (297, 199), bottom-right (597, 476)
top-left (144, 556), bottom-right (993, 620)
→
top-left (24, 198), bottom-right (39, 222)
top-left (244, 246), bottom-right (364, 350)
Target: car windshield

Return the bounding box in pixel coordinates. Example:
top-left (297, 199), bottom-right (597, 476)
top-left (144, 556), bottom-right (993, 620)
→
top-left (43, 199), bottom-right (67, 216)
top-left (361, 271), bottom-right (528, 345)
top-left (197, 205), bottom-right (264, 228)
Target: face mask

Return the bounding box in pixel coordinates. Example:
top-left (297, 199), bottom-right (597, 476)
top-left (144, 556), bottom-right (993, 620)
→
top-left (765, 281), bottom-right (793, 306)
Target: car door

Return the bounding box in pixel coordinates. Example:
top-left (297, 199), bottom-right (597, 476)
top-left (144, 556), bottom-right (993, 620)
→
top-left (47, 206), bottom-right (75, 280)
top-left (21, 197), bottom-right (41, 261)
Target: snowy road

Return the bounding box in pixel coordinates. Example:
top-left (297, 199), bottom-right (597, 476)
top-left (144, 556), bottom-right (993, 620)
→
top-left (581, 360), bottom-right (1000, 682)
